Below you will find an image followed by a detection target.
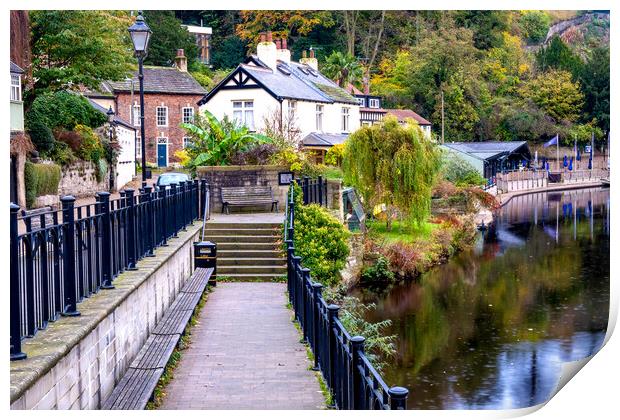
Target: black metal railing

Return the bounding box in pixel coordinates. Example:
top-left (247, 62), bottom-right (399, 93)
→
top-left (299, 175), bottom-right (328, 206)
top-left (10, 180), bottom-right (210, 361)
top-left (284, 182), bottom-right (409, 409)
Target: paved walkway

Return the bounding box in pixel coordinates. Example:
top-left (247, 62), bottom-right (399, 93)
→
top-left (159, 282), bottom-right (324, 410)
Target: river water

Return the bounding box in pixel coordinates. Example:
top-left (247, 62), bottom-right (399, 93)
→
top-left (355, 187), bottom-right (610, 409)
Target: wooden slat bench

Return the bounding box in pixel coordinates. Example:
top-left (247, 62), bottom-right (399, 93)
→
top-left (220, 186), bottom-right (279, 214)
top-left (102, 267), bottom-right (214, 410)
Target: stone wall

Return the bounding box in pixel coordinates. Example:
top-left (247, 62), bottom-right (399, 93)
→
top-left (10, 223), bottom-right (202, 409)
top-left (59, 161), bottom-right (109, 197)
top-left (197, 165), bottom-right (289, 213)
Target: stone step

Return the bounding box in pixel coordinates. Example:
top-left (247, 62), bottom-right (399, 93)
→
top-left (218, 250), bottom-right (283, 259)
top-left (219, 257), bottom-right (286, 266)
top-left (217, 265), bottom-right (287, 275)
top-left (215, 273), bottom-right (286, 282)
top-left (216, 242), bottom-right (278, 251)
top-left (205, 222), bottom-right (282, 230)
top-left (204, 228), bottom-right (280, 236)
top-left (209, 235), bottom-right (278, 244)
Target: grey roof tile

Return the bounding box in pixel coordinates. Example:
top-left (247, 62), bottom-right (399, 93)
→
top-left (302, 132), bottom-right (349, 147)
top-left (105, 67), bottom-right (206, 95)
top-left (10, 61), bottom-right (24, 74)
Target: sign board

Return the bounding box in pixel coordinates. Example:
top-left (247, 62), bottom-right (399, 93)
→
top-left (585, 145), bottom-right (592, 153)
top-left (278, 171), bottom-right (294, 185)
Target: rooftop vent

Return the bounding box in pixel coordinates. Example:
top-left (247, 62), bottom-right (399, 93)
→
top-left (307, 68), bottom-right (318, 77)
top-left (297, 66), bottom-right (309, 75)
top-left (277, 64), bottom-right (291, 76)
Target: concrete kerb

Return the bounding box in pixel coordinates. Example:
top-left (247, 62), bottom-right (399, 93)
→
top-left (10, 221), bottom-right (203, 405)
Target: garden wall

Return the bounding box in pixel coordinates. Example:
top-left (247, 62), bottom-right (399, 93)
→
top-left (10, 223), bottom-right (202, 409)
top-left (33, 161), bottom-right (110, 208)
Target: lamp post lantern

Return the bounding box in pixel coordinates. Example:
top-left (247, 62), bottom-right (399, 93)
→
top-left (128, 11), bottom-right (151, 187)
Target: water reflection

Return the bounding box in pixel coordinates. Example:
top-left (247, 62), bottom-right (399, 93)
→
top-left (355, 187), bottom-right (610, 409)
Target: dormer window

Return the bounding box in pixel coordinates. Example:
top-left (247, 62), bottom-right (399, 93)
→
top-left (368, 98), bottom-right (380, 109)
top-left (357, 97), bottom-right (365, 106)
top-left (10, 74), bottom-right (21, 102)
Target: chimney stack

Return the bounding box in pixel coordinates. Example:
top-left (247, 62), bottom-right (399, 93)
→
top-left (275, 36), bottom-right (291, 64)
top-left (282, 37), bottom-right (287, 50)
top-left (256, 30), bottom-right (277, 71)
top-left (300, 48), bottom-right (318, 71)
top-left (175, 48), bottom-right (187, 72)
top-left (275, 39), bottom-right (281, 49)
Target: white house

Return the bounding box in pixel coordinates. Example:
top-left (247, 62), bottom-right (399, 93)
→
top-left (198, 31), bottom-right (360, 161)
top-left (87, 98), bottom-right (136, 190)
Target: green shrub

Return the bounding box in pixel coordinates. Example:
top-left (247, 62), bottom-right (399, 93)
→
top-left (74, 124), bottom-right (105, 162)
top-left (27, 120), bottom-right (55, 155)
top-left (325, 144), bottom-right (345, 166)
top-left (24, 162), bottom-right (61, 208)
top-left (360, 257), bottom-right (395, 286)
top-left (290, 184), bottom-right (350, 286)
top-left (47, 141), bottom-right (76, 166)
top-left (27, 91), bottom-right (107, 131)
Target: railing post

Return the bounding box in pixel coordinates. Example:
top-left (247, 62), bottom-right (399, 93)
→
top-left (311, 282), bottom-right (323, 371)
top-left (285, 240), bottom-right (293, 303)
top-left (300, 267), bottom-right (311, 343)
top-left (292, 255), bottom-right (302, 320)
top-left (124, 189), bottom-right (137, 270)
top-left (351, 336), bottom-right (366, 409)
top-left (193, 179), bottom-right (200, 221)
top-left (179, 181), bottom-right (188, 230)
top-left (170, 183), bottom-right (178, 237)
top-left (200, 179), bottom-right (207, 217)
top-left (303, 176), bottom-right (309, 205)
top-left (61, 196), bottom-right (80, 317)
top-left (327, 304), bottom-right (340, 390)
top-left (388, 386), bottom-right (409, 410)
top-left (317, 175), bottom-right (324, 206)
top-left (97, 192), bottom-right (114, 289)
top-left (10, 203), bottom-right (26, 360)
top-left (143, 186), bottom-right (155, 257)
top-left (158, 186), bottom-right (168, 246)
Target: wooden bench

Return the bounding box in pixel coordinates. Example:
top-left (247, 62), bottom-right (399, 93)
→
top-left (21, 206), bottom-right (55, 231)
top-left (220, 186), bottom-right (279, 214)
top-left (102, 267), bottom-right (214, 410)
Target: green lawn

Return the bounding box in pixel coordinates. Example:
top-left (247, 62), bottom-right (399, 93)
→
top-left (367, 219), bottom-right (438, 244)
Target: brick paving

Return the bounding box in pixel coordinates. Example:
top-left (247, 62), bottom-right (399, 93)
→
top-left (159, 282), bottom-right (325, 410)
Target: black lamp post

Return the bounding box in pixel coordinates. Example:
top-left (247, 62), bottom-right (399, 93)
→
top-left (128, 11), bottom-right (151, 187)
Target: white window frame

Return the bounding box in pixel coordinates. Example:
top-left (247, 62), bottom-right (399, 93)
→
top-left (136, 134), bottom-right (142, 158)
top-left (288, 100), bottom-right (297, 121)
top-left (341, 107), bottom-right (350, 133)
top-left (156, 106), bottom-right (168, 127)
top-left (11, 74), bottom-right (21, 102)
top-left (357, 97), bottom-right (365, 106)
top-left (368, 98), bottom-right (380, 109)
top-left (232, 100), bottom-right (255, 130)
top-left (182, 107), bottom-right (194, 124)
top-left (183, 136), bottom-right (192, 149)
top-left (130, 103), bottom-right (141, 126)
top-left (316, 104), bottom-right (324, 132)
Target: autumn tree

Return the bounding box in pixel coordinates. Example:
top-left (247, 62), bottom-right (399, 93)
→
top-left (519, 69), bottom-right (584, 123)
top-left (342, 117), bottom-right (441, 230)
top-left (29, 10), bottom-right (134, 101)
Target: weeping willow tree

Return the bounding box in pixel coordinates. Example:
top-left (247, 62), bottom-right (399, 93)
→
top-left (342, 116), bottom-right (441, 230)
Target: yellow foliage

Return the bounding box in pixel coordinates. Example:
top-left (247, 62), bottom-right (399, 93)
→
top-left (174, 149), bottom-right (191, 167)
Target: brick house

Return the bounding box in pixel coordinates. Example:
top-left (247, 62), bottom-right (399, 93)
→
top-left (88, 50), bottom-right (206, 167)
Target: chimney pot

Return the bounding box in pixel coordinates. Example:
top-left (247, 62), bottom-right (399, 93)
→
top-left (282, 38), bottom-right (288, 50)
top-left (176, 49), bottom-right (185, 57)
top-left (309, 49), bottom-right (315, 59)
top-left (302, 50), bottom-right (307, 58)
top-left (275, 39), bottom-right (281, 49)
top-left (175, 48), bottom-right (188, 72)
top-left (267, 31), bottom-right (272, 42)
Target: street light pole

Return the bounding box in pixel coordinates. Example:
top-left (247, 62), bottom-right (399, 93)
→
top-left (128, 11), bottom-right (152, 188)
top-left (138, 56), bottom-right (147, 187)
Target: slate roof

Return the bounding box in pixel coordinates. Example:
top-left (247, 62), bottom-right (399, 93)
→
top-left (86, 97), bottom-right (135, 130)
top-left (103, 67), bottom-right (206, 95)
top-left (200, 57), bottom-right (358, 105)
top-left (385, 109), bottom-right (432, 126)
top-left (10, 61), bottom-right (24, 74)
top-left (301, 132), bottom-right (349, 148)
top-left (442, 141), bottom-right (531, 161)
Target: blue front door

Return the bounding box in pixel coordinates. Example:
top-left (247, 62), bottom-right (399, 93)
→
top-left (157, 144), bottom-right (167, 167)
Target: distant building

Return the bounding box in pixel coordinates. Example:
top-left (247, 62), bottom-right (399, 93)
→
top-left (87, 49), bottom-right (206, 167)
top-left (86, 98), bottom-right (136, 190)
top-left (344, 84), bottom-right (432, 137)
top-left (184, 25), bottom-right (212, 65)
top-left (10, 62), bottom-right (24, 134)
top-left (199, 32), bottom-right (361, 163)
top-left (441, 141), bottom-right (532, 179)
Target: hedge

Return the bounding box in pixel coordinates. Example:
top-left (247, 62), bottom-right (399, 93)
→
top-left (24, 162), bottom-right (61, 208)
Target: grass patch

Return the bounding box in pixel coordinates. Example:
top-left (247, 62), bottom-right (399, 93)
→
top-left (146, 286), bottom-right (212, 409)
top-left (321, 166), bottom-right (343, 181)
top-left (367, 219), bottom-right (438, 244)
